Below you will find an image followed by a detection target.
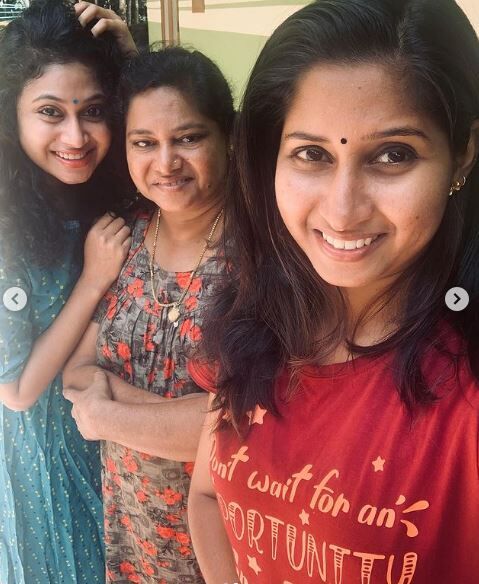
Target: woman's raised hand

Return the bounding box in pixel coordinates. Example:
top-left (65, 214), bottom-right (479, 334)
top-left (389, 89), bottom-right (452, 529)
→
top-left (75, 1), bottom-right (138, 57)
top-left (82, 213), bottom-right (132, 295)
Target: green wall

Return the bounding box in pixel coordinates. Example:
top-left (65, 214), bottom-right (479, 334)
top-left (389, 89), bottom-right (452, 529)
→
top-left (181, 28), bottom-right (266, 102)
top-left (148, 1), bottom-right (311, 103)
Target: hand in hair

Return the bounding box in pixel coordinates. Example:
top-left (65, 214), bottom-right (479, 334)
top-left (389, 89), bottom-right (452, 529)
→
top-left (75, 1), bottom-right (137, 57)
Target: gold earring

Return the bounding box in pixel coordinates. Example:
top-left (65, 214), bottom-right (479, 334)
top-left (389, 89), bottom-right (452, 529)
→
top-left (448, 175), bottom-right (466, 197)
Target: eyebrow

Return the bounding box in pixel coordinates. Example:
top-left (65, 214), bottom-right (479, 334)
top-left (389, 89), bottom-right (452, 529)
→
top-left (127, 122), bottom-right (209, 138)
top-left (32, 93), bottom-right (106, 103)
top-left (284, 131), bottom-right (328, 142)
top-left (284, 126), bottom-right (430, 143)
top-left (364, 127), bottom-right (430, 142)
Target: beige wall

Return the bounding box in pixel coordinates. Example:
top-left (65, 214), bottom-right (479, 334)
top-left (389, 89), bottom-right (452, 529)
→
top-left (147, 1), bottom-right (479, 102)
top-left (147, 1), bottom-right (310, 100)
top-left (457, 0), bottom-right (479, 32)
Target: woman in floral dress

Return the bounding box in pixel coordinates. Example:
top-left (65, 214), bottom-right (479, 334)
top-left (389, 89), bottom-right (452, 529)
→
top-left (63, 47), bottom-right (235, 583)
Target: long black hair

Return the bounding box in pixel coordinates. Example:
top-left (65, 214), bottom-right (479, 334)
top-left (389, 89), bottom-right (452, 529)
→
top-left (201, 0), bottom-right (479, 431)
top-left (0, 0), bottom-right (133, 267)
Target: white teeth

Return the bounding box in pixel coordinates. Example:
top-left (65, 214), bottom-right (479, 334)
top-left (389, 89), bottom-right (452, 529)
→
top-left (56, 151), bottom-right (88, 160)
top-left (321, 232), bottom-right (379, 250)
top-left (157, 178), bottom-right (190, 187)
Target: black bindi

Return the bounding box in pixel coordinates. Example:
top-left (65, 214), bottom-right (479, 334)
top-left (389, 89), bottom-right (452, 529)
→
top-left (340, 138), bottom-right (348, 144)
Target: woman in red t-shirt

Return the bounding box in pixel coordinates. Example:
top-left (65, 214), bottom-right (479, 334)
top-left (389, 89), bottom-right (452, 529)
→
top-left (188, 1), bottom-right (479, 583)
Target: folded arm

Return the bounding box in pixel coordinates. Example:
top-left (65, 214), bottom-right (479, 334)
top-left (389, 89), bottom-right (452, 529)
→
top-left (64, 320), bottom-right (208, 460)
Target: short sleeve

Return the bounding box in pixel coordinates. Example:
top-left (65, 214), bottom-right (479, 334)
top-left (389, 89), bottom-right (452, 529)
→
top-left (0, 260), bottom-right (33, 383)
top-left (187, 359), bottom-right (219, 394)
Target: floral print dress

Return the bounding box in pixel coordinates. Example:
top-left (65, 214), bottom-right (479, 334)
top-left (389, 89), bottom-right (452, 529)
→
top-left (94, 211), bottom-right (226, 583)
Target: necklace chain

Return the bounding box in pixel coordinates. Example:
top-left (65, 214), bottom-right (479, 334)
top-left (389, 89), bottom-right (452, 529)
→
top-left (148, 208), bottom-right (223, 322)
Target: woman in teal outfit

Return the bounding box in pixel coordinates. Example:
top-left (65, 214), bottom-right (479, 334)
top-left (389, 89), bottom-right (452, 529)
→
top-left (0, 0), bottom-right (134, 582)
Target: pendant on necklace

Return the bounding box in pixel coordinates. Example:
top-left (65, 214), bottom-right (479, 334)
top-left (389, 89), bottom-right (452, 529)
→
top-left (168, 306), bottom-right (180, 323)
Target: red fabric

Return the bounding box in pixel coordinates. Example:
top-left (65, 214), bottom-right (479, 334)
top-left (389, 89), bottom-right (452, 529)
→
top-left (188, 359), bottom-right (218, 394)
top-left (201, 331), bottom-right (479, 583)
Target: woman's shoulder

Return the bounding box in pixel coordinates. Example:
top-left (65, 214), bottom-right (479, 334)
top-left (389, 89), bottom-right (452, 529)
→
top-left (188, 359), bottom-right (219, 393)
top-left (422, 321), bottom-right (479, 401)
top-left (123, 206), bottom-right (153, 243)
top-left (125, 205), bottom-right (152, 226)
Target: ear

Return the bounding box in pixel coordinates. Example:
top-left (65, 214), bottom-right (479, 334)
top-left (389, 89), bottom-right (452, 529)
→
top-left (454, 120), bottom-right (479, 180)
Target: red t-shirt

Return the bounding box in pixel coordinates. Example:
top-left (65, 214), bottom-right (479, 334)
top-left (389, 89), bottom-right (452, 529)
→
top-left (190, 330), bottom-right (479, 584)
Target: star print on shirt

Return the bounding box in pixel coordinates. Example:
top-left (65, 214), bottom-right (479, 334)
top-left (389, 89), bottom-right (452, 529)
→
top-left (299, 509), bottom-right (310, 525)
top-left (247, 555), bottom-right (262, 575)
top-left (372, 456), bottom-right (386, 471)
top-left (246, 406), bottom-right (268, 426)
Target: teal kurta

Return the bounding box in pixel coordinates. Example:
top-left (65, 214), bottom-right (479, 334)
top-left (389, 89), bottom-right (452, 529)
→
top-left (0, 222), bottom-right (104, 584)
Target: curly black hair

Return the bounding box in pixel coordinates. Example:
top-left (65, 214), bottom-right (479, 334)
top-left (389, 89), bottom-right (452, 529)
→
top-left (0, 0), bottom-right (134, 267)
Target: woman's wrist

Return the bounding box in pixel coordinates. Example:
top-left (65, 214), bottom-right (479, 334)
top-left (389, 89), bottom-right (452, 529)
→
top-left (75, 272), bottom-right (110, 300)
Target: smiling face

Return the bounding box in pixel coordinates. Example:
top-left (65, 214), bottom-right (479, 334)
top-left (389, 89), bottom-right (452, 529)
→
top-left (16, 62), bottom-right (111, 185)
top-left (126, 86), bottom-right (228, 214)
top-left (275, 62), bottom-right (455, 304)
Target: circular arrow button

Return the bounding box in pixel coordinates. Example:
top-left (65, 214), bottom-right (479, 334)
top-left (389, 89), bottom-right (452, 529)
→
top-left (2, 286), bottom-right (28, 312)
top-left (445, 287), bottom-right (469, 312)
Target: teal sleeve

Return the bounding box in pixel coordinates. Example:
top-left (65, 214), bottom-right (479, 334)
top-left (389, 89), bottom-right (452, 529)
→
top-left (0, 261), bottom-right (33, 383)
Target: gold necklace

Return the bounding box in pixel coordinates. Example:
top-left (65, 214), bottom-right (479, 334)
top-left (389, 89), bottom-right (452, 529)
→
top-left (148, 208), bottom-right (223, 326)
